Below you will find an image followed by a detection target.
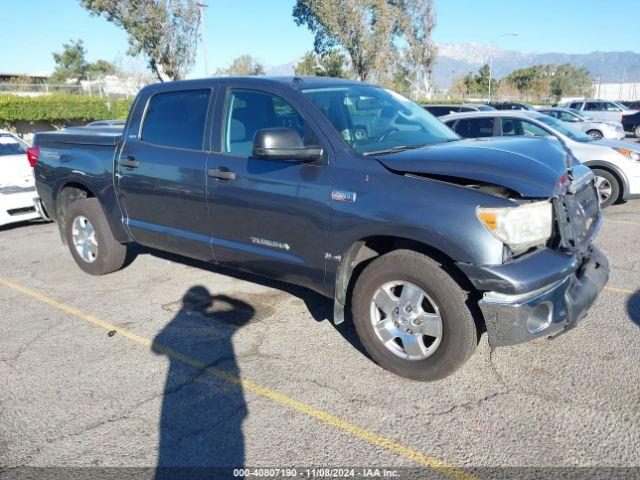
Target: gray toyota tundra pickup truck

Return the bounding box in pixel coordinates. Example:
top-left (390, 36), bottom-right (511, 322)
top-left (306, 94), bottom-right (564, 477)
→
top-left (31, 77), bottom-right (609, 380)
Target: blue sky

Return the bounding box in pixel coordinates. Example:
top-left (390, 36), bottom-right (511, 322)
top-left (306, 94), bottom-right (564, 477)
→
top-left (2, 0), bottom-right (638, 77)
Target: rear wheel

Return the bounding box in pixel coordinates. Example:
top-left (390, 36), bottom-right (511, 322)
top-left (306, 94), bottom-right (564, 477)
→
top-left (352, 249), bottom-right (477, 381)
top-left (64, 198), bottom-right (128, 275)
top-left (592, 169), bottom-right (620, 208)
top-left (586, 130), bottom-right (603, 140)
top-left (634, 125), bottom-right (640, 138)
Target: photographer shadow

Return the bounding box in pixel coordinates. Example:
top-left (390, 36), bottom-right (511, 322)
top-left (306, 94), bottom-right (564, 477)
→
top-left (627, 289), bottom-right (640, 328)
top-left (153, 286), bottom-right (253, 479)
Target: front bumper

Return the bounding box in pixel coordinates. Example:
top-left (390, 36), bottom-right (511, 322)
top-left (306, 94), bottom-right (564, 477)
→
top-left (602, 127), bottom-right (626, 140)
top-left (477, 246), bottom-right (609, 347)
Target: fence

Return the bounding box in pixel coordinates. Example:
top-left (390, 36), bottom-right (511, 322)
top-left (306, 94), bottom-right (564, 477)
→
top-left (0, 77), bottom-right (145, 99)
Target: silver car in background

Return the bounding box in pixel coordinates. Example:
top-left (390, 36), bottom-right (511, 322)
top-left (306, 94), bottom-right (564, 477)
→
top-left (537, 107), bottom-right (625, 140)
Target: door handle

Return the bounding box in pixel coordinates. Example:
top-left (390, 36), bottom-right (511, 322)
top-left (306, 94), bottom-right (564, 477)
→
top-left (208, 167), bottom-right (236, 181)
top-left (120, 156), bottom-right (140, 168)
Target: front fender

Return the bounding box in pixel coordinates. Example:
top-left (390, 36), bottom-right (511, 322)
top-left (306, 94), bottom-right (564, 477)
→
top-left (324, 160), bottom-right (514, 301)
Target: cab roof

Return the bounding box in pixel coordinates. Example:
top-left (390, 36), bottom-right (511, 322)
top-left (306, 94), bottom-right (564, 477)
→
top-left (140, 76), bottom-right (374, 94)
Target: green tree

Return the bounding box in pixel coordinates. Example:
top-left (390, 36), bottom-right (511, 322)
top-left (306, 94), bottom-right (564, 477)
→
top-left (462, 72), bottom-right (478, 95)
top-left (295, 52), bottom-right (319, 76)
top-left (51, 40), bottom-right (89, 84)
top-left (293, 0), bottom-right (400, 81)
top-left (87, 59), bottom-right (117, 79)
top-left (476, 64), bottom-right (490, 96)
top-left (503, 64), bottom-right (552, 100)
top-left (80, 0), bottom-right (201, 82)
top-left (294, 50), bottom-right (349, 78)
top-left (215, 55), bottom-right (265, 76)
top-left (391, 63), bottom-right (413, 95)
top-left (319, 50), bottom-right (349, 78)
top-left (396, 0), bottom-right (437, 96)
top-left (550, 63), bottom-right (593, 99)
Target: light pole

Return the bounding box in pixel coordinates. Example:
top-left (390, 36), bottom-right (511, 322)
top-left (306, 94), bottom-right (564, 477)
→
top-left (620, 64), bottom-right (629, 101)
top-left (197, 2), bottom-right (209, 77)
top-left (488, 32), bottom-right (518, 101)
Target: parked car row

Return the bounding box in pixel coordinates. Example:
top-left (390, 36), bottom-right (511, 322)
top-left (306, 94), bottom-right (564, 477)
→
top-left (557, 99), bottom-right (639, 124)
top-left (424, 100), bottom-right (639, 139)
top-left (439, 110), bottom-right (640, 207)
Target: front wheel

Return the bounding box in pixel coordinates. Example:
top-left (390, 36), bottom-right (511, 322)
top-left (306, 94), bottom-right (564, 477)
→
top-left (586, 130), bottom-right (603, 140)
top-left (634, 125), bottom-right (640, 138)
top-left (352, 250), bottom-right (478, 381)
top-left (592, 169), bottom-right (620, 208)
top-left (64, 198), bottom-right (128, 275)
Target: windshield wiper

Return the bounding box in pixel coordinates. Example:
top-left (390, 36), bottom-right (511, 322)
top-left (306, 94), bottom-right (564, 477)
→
top-left (362, 144), bottom-right (428, 156)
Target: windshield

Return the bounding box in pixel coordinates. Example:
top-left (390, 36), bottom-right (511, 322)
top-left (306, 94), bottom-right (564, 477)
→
top-left (537, 115), bottom-right (594, 143)
top-left (0, 133), bottom-right (28, 156)
top-left (302, 86), bottom-right (458, 154)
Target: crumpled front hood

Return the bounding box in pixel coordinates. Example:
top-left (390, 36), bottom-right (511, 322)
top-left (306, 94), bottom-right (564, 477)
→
top-left (375, 137), bottom-right (568, 198)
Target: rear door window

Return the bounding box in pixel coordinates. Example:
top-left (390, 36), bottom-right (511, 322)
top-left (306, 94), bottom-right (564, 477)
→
top-left (501, 118), bottom-right (550, 137)
top-left (585, 102), bottom-right (603, 111)
top-left (141, 89), bottom-right (211, 150)
top-left (453, 118), bottom-right (495, 138)
top-left (557, 111), bottom-right (578, 122)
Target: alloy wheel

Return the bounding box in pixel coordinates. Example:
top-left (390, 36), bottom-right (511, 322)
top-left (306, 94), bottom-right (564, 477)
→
top-left (71, 215), bottom-right (98, 263)
top-left (369, 281), bottom-right (443, 361)
top-left (594, 175), bottom-right (612, 205)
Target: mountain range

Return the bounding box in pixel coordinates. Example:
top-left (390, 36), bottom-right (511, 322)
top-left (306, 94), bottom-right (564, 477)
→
top-left (265, 43), bottom-right (640, 89)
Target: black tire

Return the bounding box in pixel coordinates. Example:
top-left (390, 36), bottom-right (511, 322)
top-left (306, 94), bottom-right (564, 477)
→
top-left (591, 168), bottom-right (620, 208)
top-left (634, 125), bottom-right (640, 138)
top-left (352, 249), bottom-right (477, 381)
top-left (64, 198), bottom-right (128, 275)
top-left (586, 130), bottom-right (603, 140)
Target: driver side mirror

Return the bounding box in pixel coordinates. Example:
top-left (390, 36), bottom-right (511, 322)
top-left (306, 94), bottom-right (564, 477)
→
top-left (252, 127), bottom-right (323, 163)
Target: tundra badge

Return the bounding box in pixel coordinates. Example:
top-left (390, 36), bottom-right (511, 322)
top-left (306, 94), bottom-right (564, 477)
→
top-left (331, 190), bottom-right (357, 203)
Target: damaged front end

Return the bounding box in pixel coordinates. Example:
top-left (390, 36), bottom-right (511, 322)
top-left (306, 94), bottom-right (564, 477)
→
top-left (466, 165), bottom-right (609, 346)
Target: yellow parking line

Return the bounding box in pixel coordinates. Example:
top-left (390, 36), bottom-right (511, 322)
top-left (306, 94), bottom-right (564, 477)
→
top-left (0, 277), bottom-right (472, 480)
top-left (604, 285), bottom-right (637, 295)
top-left (605, 218), bottom-right (640, 226)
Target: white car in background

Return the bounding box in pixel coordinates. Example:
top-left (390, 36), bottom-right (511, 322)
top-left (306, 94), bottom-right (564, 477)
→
top-left (440, 111), bottom-right (640, 208)
top-left (0, 130), bottom-right (43, 227)
top-left (559, 99), bottom-right (639, 124)
top-left (537, 107), bottom-right (625, 140)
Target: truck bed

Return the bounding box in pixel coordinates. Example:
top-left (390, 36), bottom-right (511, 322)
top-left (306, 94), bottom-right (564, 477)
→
top-left (35, 126), bottom-right (123, 147)
top-left (33, 126), bottom-right (128, 243)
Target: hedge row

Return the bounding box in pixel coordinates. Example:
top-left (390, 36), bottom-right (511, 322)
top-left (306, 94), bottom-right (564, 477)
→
top-left (0, 94), bottom-right (132, 124)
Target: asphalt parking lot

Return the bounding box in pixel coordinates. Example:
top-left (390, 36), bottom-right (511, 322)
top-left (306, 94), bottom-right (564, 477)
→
top-left (1, 200), bottom-right (639, 479)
